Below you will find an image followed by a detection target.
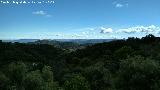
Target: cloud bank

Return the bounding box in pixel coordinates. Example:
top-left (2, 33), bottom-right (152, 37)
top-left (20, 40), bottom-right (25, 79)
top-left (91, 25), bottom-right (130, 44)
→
top-left (100, 27), bottom-right (113, 33)
top-left (117, 25), bottom-right (160, 34)
top-left (98, 25), bottom-right (160, 35)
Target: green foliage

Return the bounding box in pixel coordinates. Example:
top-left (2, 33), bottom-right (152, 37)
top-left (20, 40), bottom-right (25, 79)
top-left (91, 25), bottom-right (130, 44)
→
top-left (24, 66), bottom-right (60, 90)
top-left (1, 34), bottom-right (160, 90)
top-left (63, 74), bottom-right (90, 90)
top-left (42, 66), bottom-right (59, 90)
top-left (0, 72), bottom-right (10, 90)
top-left (114, 56), bottom-right (160, 90)
top-left (42, 66), bottom-right (54, 82)
top-left (7, 62), bottom-right (27, 90)
top-left (84, 62), bottom-right (112, 90)
top-left (142, 34), bottom-right (156, 43)
top-left (24, 70), bottom-right (44, 90)
top-left (114, 46), bottom-right (134, 60)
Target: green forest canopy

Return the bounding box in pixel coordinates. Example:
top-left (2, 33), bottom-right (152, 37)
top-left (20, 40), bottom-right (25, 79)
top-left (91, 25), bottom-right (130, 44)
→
top-left (1, 34), bottom-right (160, 90)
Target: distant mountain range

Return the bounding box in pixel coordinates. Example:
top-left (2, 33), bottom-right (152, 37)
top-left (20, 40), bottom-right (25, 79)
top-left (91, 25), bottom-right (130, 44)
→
top-left (2, 39), bottom-right (117, 44)
top-left (2, 39), bottom-right (39, 43)
top-left (55, 39), bottom-right (116, 44)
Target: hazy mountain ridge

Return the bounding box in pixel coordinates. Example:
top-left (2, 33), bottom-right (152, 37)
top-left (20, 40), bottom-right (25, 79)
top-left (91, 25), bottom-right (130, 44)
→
top-left (2, 39), bottom-right (117, 44)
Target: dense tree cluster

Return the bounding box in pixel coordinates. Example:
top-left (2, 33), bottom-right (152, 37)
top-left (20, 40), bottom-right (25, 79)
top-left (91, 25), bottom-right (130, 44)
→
top-left (1, 34), bottom-right (160, 90)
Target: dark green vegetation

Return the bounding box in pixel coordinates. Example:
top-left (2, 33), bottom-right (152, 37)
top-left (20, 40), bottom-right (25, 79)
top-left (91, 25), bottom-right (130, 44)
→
top-left (1, 34), bottom-right (160, 90)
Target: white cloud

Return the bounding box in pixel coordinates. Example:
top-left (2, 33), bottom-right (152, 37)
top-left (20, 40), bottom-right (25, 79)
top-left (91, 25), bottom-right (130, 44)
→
top-left (117, 25), bottom-right (160, 34)
top-left (89, 28), bottom-right (94, 31)
top-left (100, 27), bottom-right (113, 34)
top-left (82, 32), bottom-right (87, 35)
top-left (113, 1), bottom-right (128, 8)
top-left (46, 14), bottom-right (52, 17)
top-left (32, 10), bottom-right (46, 15)
top-left (116, 3), bottom-right (123, 8)
top-left (23, 1), bottom-right (26, 4)
top-left (32, 10), bottom-right (52, 18)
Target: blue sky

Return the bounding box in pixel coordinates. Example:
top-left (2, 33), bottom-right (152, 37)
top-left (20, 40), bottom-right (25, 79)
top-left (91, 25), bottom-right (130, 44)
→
top-left (0, 0), bottom-right (160, 39)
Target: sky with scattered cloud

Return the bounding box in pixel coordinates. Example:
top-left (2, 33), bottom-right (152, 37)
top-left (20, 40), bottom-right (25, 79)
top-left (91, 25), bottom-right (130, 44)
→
top-left (0, 0), bottom-right (160, 39)
top-left (32, 10), bottom-right (52, 17)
